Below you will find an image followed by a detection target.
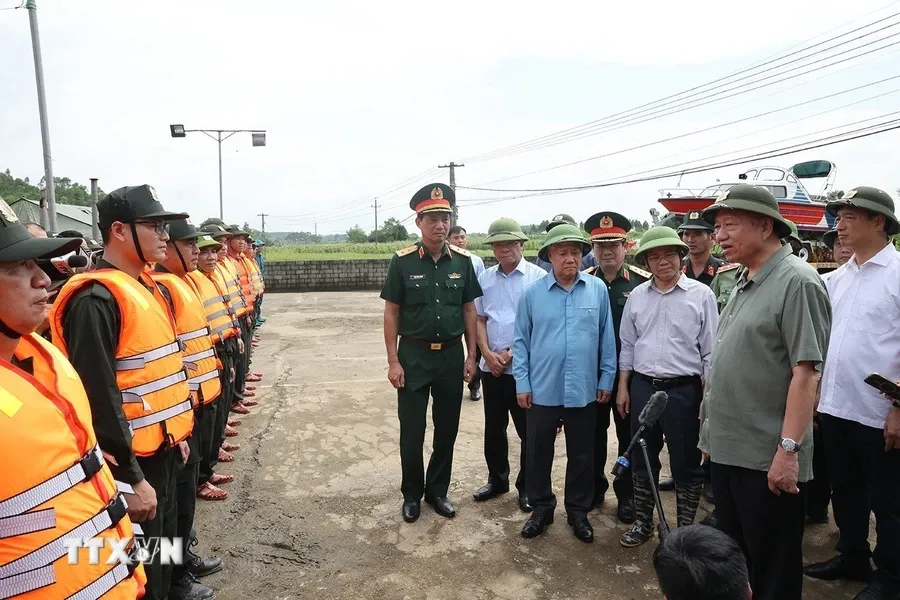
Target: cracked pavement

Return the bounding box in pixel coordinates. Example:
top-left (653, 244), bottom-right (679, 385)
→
top-left (194, 291), bottom-right (868, 599)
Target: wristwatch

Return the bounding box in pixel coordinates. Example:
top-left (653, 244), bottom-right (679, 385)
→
top-left (780, 438), bottom-right (801, 453)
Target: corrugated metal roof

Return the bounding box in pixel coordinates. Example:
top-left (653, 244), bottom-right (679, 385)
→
top-left (9, 198), bottom-right (95, 237)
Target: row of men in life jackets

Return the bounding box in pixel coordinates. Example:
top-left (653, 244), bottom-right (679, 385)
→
top-left (0, 184), bottom-right (266, 600)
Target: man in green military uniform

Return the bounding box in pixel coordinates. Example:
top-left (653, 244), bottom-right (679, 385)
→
top-left (678, 210), bottom-right (725, 284)
top-left (381, 183), bottom-right (482, 523)
top-left (784, 219), bottom-right (804, 256)
top-left (582, 211), bottom-right (650, 524)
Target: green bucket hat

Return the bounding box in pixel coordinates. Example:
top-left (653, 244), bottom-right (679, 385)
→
top-left (784, 219), bottom-right (802, 245)
top-left (196, 235), bottom-right (222, 250)
top-left (633, 226), bottom-right (690, 267)
top-left (701, 183), bottom-right (792, 238)
top-left (545, 213), bottom-right (577, 232)
top-left (826, 186), bottom-right (900, 236)
top-left (200, 217), bottom-right (227, 229)
top-left (199, 223), bottom-right (231, 239)
top-left (483, 217), bottom-right (528, 244)
top-left (538, 223), bottom-right (590, 262)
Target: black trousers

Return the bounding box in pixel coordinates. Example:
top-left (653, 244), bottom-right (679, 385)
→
top-left (210, 340), bottom-right (236, 471)
top-left (712, 462), bottom-right (806, 600)
top-left (468, 348), bottom-right (483, 391)
top-left (234, 319), bottom-right (250, 400)
top-left (196, 400), bottom-right (218, 486)
top-left (821, 414), bottom-right (900, 587)
top-left (397, 341), bottom-right (464, 501)
top-left (480, 372), bottom-right (527, 492)
top-left (173, 430), bottom-right (199, 583)
top-left (806, 414), bottom-right (831, 520)
top-left (594, 376), bottom-right (632, 503)
top-left (135, 448), bottom-right (179, 600)
top-left (526, 402), bottom-right (596, 519)
top-left (629, 375), bottom-right (703, 485)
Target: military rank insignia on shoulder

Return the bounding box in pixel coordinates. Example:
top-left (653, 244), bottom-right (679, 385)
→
top-left (395, 245), bottom-right (418, 257)
top-left (717, 263), bottom-right (741, 273)
top-left (626, 264), bottom-right (652, 279)
top-left (582, 266), bottom-right (597, 275)
top-left (449, 244), bottom-right (471, 257)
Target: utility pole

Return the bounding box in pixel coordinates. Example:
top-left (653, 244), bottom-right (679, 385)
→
top-left (90, 178), bottom-right (100, 241)
top-left (257, 213), bottom-right (269, 233)
top-left (372, 198), bottom-right (379, 243)
top-left (26, 0), bottom-right (58, 235)
top-left (314, 223), bottom-right (317, 236)
top-left (438, 162), bottom-right (464, 226)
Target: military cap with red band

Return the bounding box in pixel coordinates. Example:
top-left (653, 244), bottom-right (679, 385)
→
top-left (410, 183), bottom-right (455, 214)
top-left (584, 211), bottom-right (631, 242)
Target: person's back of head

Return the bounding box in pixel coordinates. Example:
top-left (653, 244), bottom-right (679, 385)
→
top-left (653, 525), bottom-right (751, 600)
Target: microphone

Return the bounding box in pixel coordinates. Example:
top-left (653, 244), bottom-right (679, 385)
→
top-left (40, 252), bottom-right (90, 283)
top-left (611, 391), bottom-right (668, 479)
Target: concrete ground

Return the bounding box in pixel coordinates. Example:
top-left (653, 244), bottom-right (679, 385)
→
top-left (195, 291), bottom-right (869, 600)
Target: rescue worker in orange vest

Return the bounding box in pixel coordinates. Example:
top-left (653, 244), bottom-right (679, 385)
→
top-left (198, 222), bottom-right (256, 419)
top-left (49, 185), bottom-right (193, 600)
top-left (224, 225), bottom-right (263, 394)
top-left (150, 219), bottom-right (224, 600)
top-left (0, 199), bottom-right (148, 600)
top-left (241, 239), bottom-right (263, 349)
top-left (189, 234), bottom-right (243, 488)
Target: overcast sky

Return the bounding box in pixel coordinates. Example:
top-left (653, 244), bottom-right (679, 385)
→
top-left (1, 0), bottom-right (899, 235)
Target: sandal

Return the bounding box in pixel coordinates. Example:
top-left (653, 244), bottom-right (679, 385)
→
top-left (243, 390), bottom-right (256, 398)
top-left (227, 418), bottom-right (242, 427)
top-left (218, 448), bottom-right (235, 462)
top-left (221, 442), bottom-right (240, 452)
top-left (245, 385), bottom-right (256, 392)
top-left (246, 373), bottom-right (262, 383)
top-left (231, 404), bottom-right (250, 415)
top-left (209, 473), bottom-right (234, 485)
top-left (242, 399), bottom-right (258, 408)
top-left (197, 481), bottom-right (228, 500)
top-left (225, 425), bottom-right (239, 437)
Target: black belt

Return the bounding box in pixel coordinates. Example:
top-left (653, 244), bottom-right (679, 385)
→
top-left (401, 336), bottom-right (462, 351)
top-left (635, 372), bottom-right (700, 390)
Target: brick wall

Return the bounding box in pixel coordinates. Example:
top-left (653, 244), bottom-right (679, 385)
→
top-left (265, 257), bottom-right (508, 292)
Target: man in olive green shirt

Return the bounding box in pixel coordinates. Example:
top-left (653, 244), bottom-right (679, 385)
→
top-left (381, 183), bottom-right (482, 524)
top-left (700, 184), bottom-right (831, 600)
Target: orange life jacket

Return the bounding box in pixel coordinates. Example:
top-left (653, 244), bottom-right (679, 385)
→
top-left (150, 272), bottom-right (222, 408)
top-left (230, 255), bottom-right (255, 310)
top-left (217, 260), bottom-right (249, 318)
top-left (0, 333), bottom-right (147, 599)
top-left (246, 257), bottom-right (264, 296)
top-left (185, 270), bottom-right (239, 344)
top-left (49, 269), bottom-right (194, 456)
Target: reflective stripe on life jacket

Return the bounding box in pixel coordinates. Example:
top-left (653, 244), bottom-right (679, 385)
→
top-left (49, 269), bottom-right (194, 456)
top-left (150, 272), bottom-right (222, 408)
top-left (0, 333), bottom-right (146, 599)
top-left (231, 255), bottom-right (255, 311)
top-left (218, 259), bottom-right (249, 317)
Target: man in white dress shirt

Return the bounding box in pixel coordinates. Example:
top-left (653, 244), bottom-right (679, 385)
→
top-left (804, 187), bottom-right (900, 600)
top-left (450, 225), bottom-right (485, 402)
top-left (472, 218), bottom-right (546, 512)
top-left (616, 226), bottom-right (718, 548)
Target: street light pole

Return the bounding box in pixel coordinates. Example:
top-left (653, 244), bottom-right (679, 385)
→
top-left (26, 0), bottom-right (58, 234)
top-left (169, 125), bottom-right (266, 221)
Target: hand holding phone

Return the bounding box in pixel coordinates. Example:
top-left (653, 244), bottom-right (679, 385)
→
top-left (865, 373), bottom-right (900, 407)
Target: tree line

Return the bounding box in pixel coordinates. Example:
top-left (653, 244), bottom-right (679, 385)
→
top-left (0, 169), bottom-right (104, 207)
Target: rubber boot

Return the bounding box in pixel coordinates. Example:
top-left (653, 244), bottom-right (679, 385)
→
top-left (620, 475), bottom-right (655, 547)
top-left (675, 482), bottom-right (703, 528)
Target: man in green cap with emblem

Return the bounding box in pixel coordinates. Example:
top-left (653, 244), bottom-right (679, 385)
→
top-left (514, 224), bottom-right (616, 543)
top-left (616, 226), bottom-right (718, 548)
top-left (805, 186), bottom-right (900, 600)
top-left (380, 183), bottom-right (482, 523)
top-left (471, 217), bottom-right (546, 512)
top-left (581, 211), bottom-right (650, 524)
top-left (698, 183), bottom-right (831, 600)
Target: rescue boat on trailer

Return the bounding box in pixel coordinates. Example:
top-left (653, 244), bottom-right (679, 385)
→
top-left (656, 160), bottom-right (837, 232)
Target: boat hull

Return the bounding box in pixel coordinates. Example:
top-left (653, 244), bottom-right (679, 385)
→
top-left (659, 197), bottom-right (834, 232)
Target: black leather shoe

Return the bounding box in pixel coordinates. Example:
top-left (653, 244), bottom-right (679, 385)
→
top-left (425, 496), bottom-right (456, 518)
top-left (567, 515), bottom-right (594, 543)
top-left (703, 481), bottom-right (715, 504)
top-left (187, 554), bottom-right (223, 578)
top-left (853, 579), bottom-right (900, 599)
top-left (517, 492), bottom-right (533, 512)
top-left (521, 513), bottom-right (553, 538)
top-left (402, 500), bottom-right (420, 523)
top-left (803, 555), bottom-right (873, 583)
top-left (169, 573), bottom-right (215, 600)
top-left (659, 476), bottom-right (675, 491)
top-left (617, 499), bottom-right (636, 524)
top-left (473, 482), bottom-right (508, 502)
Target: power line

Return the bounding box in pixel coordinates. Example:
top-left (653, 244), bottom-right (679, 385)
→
top-left (465, 75), bottom-right (900, 186)
top-left (457, 11), bottom-right (900, 165)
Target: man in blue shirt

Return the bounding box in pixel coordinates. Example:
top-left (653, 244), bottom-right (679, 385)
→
top-left (473, 218), bottom-right (547, 512)
top-left (513, 224), bottom-right (617, 543)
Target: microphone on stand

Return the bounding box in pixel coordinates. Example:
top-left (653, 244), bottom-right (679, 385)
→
top-left (612, 391), bottom-right (668, 480)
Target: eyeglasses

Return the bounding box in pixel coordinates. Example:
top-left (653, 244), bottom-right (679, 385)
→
top-left (135, 220), bottom-right (169, 235)
top-left (646, 251), bottom-right (681, 264)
